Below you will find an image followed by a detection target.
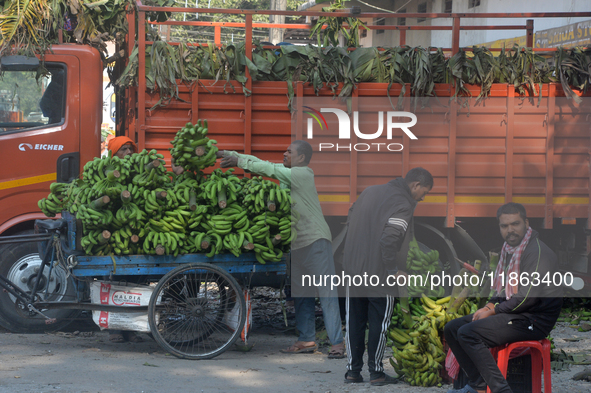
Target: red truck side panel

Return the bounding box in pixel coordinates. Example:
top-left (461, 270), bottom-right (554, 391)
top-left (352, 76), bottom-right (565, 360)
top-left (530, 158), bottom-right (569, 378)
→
top-left (131, 80), bottom-right (589, 225)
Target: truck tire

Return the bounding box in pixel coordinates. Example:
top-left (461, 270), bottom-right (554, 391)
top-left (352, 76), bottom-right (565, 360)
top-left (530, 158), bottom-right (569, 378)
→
top-left (0, 231), bottom-right (80, 333)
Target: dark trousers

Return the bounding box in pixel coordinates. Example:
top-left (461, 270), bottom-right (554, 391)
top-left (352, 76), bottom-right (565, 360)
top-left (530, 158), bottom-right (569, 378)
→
top-left (444, 313), bottom-right (546, 393)
top-left (345, 286), bottom-right (394, 380)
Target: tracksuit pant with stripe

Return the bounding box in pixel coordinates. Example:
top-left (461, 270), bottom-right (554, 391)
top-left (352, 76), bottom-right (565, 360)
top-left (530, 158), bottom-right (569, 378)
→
top-left (345, 288), bottom-right (394, 380)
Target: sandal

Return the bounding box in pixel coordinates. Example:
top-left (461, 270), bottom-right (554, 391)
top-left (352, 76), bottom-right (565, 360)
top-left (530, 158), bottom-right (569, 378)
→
top-left (344, 372), bottom-right (364, 384)
top-left (370, 374), bottom-right (399, 386)
top-left (109, 333), bottom-right (126, 343)
top-left (280, 341), bottom-right (318, 354)
top-left (124, 331), bottom-right (143, 343)
top-left (328, 343), bottom-right (346, 359)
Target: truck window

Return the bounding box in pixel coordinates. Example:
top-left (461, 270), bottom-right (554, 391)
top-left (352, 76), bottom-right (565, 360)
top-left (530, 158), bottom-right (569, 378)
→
top-left (0, 65), bottom-right (66, 133)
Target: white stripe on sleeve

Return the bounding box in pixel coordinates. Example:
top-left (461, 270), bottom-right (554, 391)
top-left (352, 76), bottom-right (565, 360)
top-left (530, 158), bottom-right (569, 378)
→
top-left (387, 218), bottom-right (408, 230)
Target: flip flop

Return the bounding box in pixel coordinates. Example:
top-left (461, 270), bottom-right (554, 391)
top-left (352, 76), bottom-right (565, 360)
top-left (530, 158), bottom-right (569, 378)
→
top-left (280, 342), bottom-right (318, 354)
top-left (328, 343), bottom-right (346, 359)
top-left (370, 374), bottom-right (399, 386)
top-left (344, 372), bottom-right (363, 383)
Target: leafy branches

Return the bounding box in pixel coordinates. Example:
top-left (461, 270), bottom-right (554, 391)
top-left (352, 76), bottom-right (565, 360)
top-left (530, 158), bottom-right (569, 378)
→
top-left (116, 40), bottom-right (591, 112)
top-left (555, 46), bottom-right (591, 104)
top-left (310, 0), bottom-right (367, 48)
top-left (0, 0), bottom-right (52, 56)
top-left (0, 0), bottom-right (134, 58)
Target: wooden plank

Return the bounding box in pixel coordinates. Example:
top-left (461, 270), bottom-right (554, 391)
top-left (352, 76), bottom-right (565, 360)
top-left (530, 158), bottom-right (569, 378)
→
top-left (452, 17), bottom-right (460, 55)
top-left (526, 19), bottom-right (534, 48)
top-left (245, 14), bottom-right (253, 155)
top-left (545, 85), bottom-right (555, 228)
top-left (191, 81), bottom-right (199, 124)
top-left (137, 10), bottom-right (146, 151)
top-left (350, 89), bottom-right (359, 204)
top-left (446, 101), bottom-right (457, 228)
top-left (402, 84), bottom-right (410, 176)
top-left (505, 85), bottom-right (514, 203)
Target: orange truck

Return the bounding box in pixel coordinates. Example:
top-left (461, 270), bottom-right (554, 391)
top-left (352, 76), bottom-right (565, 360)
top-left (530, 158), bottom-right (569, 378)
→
top-left (0, 4), bottom-right (590, 332)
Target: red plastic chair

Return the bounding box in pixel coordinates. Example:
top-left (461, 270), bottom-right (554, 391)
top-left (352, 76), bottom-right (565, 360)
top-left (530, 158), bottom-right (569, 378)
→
top-left (487, 339), bottom-right (552, 393)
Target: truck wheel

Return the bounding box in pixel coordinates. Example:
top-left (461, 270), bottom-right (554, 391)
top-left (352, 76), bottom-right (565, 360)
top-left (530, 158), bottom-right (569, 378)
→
top-left (0, 231), bottom-right (80, 333)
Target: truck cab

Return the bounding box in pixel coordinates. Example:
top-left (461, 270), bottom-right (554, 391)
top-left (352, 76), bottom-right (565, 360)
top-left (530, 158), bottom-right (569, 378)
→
top-left (0, 45), bottom-right (103, 332)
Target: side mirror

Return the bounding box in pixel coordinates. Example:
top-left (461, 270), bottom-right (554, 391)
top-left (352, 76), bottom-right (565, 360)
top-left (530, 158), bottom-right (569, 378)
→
top-left (0, 55), bottom-right (39, 71)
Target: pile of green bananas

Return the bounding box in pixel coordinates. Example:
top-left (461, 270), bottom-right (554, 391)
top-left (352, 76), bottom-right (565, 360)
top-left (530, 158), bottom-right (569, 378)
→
top-left (389, 309), bottom-right (446, 387)
top-left (169, 120), bottom-right (218, 172)
top-left (388, 294), bottom-right (479, 387)
top-left (39, 123), bottom-right (295, 260)
top-left (406, 238), bottom-right (444, 297)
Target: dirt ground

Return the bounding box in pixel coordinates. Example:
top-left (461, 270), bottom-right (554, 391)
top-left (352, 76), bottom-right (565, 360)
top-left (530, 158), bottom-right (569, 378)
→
top-left (1, 290), bottom-right (591, 393)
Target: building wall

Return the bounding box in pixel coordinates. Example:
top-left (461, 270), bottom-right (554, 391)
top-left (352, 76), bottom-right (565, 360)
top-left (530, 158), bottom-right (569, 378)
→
top-left (313, 0), bottom-right (588, 49)
top-left (358, 0), bottom-right (434, 48)
top-left (431, 0), bottom-right (591, 48)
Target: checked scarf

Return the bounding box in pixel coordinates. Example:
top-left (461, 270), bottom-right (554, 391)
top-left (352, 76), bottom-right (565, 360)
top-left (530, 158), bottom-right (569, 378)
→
top-left (493, 226), bottom-right (533, 300)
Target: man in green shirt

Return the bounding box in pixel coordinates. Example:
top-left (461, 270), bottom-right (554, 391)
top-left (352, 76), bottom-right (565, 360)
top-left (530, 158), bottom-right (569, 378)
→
top-left (217, 140), bottom-right (345, 358)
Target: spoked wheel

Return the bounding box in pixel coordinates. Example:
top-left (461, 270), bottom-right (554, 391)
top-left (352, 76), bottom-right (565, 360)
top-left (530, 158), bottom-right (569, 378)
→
top-left (148, 263), bottom-right (246, 360)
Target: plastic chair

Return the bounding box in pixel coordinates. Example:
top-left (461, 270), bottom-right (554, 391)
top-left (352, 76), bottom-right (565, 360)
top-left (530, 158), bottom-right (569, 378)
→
top-left (487, 339), bottom-right (552, 393)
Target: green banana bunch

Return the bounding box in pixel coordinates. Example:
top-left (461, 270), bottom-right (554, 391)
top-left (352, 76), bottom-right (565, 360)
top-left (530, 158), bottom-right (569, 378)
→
top-left (115, 198), bottom-right (144, 225)
top-left (240, 176), bottom-right (292, 214)
top-left (202, 168), bottom-right (241, 209)
top-left (405, 237), bottom-right (443, 298)
top-left (66, 182), bottom-right (93, 214)
top-left (38, 181), bottom-right (80, 217)
top-left (143, 219), bottom-right (187, 256)
top-left (129, 149), bottom-right (169, 188)
top-left (169, 177), bottom-right (201, 210)
top-left (169, 120), bottom-right (218, 172)
top-left (143, 189), bottom-right (169, 215)
top-left (80, 229), bottom-right (112, 256)
top-left (82, 153), bottom-right (133, 199)
top-left (38, 192), bottom-right (64, 217)
top-left (77, 204), bottom-right (114, 229)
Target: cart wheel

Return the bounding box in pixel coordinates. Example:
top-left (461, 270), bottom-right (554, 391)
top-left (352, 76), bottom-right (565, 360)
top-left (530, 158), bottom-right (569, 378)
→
top-left (148, 263), bottom-right (246, 360)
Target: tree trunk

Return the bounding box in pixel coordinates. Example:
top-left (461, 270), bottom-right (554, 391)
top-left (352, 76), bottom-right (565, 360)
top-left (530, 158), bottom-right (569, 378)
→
top-left (269, 0), bottom-right (286, 44)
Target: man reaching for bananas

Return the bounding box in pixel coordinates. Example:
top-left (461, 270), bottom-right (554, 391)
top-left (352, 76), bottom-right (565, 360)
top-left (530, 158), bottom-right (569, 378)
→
top-left (217, 141), bottom-right (345, 359)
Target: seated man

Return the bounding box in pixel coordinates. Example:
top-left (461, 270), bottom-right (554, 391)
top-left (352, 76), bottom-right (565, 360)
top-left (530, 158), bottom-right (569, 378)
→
top-left (39, 70), bottom-right (65, 125)
top-left (444, 203), bottom-right (563, 393)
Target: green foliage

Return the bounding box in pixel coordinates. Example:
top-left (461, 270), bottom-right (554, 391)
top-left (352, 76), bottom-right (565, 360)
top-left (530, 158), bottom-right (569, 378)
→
top-left (309, 0), bottom-right (366, 48)
top-left (166, 0), bottom-right (304, 43)
top-left (0, 69), bottom-right (45, 118)
top-left (116, 39), bottom-right (591, 112)
top-left (0, 0), bottom-right (134, 58)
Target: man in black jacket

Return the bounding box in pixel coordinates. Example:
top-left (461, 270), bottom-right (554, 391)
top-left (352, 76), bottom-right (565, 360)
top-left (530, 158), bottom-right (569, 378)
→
top-left (343, 167), bottom-right (433, 386)
top-left (444, 203), bottom-right (563, 393)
